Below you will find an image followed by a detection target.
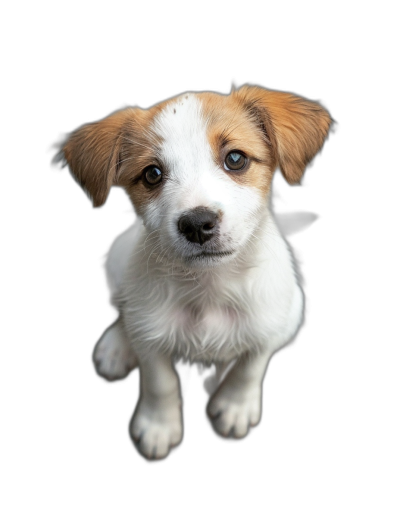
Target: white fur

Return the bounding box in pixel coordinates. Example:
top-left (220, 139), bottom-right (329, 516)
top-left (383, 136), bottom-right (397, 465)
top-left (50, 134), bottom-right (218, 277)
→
top-left (98, 94), bottom-right (304, 459)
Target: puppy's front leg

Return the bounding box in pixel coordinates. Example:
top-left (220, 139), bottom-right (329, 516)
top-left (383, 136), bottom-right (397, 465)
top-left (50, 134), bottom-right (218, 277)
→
top-left (130, 353), bottom-right (183, 460)
top-left (207, 350), bottom-right (273, 438)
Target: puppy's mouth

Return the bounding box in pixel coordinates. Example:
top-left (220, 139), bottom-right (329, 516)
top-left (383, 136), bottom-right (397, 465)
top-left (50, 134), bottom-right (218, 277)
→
top-left (185, 249), bottom-right (235, 262)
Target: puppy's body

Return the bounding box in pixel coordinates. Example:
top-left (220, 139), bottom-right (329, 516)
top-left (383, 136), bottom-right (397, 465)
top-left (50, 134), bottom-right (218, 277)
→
top-left (106, 209), bottom-right (302, 365)
top-left (58, 87), bottom-right (331, 459)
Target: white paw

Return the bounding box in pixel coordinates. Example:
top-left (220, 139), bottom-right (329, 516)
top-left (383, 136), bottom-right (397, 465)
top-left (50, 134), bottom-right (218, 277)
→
top-left (207, 383), bottom-right (262, 438)
top-left (130, 395), bottom-right (183, 460)
top-left (93, 320), bottom-right (137, 381)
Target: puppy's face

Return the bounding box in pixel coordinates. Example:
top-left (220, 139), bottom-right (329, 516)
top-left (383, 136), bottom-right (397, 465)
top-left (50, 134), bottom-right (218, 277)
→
top-left (124, 92), bottom-right (274, 267)
top-left (58, 86), bottom-right (331, 268)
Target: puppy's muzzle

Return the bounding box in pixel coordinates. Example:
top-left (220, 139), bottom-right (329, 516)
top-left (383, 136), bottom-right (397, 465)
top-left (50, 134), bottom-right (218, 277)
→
top-left (178, 207), bottom-right (219, 245)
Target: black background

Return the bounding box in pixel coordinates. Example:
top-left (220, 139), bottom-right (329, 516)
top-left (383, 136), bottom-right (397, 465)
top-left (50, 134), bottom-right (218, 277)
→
top-left (17, 20), bottom-right (376, 512)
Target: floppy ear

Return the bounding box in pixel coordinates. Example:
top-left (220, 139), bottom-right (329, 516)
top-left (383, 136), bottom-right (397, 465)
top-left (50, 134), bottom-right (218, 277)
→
top-left (55, 108), bottom-right (134, 207)
top-left (237, 85), bottom-right (332, 184)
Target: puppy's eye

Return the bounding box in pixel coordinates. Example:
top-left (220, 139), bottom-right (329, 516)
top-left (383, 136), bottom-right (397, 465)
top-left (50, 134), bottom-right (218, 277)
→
top-left (143, 165), bottom-right (163, 185)
top-left (224, 151), bottom-right (247, 171)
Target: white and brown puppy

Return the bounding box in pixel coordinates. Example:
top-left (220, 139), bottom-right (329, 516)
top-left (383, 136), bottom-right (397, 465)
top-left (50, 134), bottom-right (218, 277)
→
top-left (57, 86), bottom-right (331, 460)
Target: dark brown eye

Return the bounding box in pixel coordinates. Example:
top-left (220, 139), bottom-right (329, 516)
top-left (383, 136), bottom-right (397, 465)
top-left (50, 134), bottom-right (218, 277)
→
top-left (143, 165), bottom-right (163, 185)
top-left (224, 151), bottom-right (247, 171)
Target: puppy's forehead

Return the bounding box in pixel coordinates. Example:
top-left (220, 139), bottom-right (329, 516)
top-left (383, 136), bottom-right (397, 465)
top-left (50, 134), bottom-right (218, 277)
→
top-left (149, 91), bottom-right (268, 167)
top-left (151, 93), bottom-right (210, 169)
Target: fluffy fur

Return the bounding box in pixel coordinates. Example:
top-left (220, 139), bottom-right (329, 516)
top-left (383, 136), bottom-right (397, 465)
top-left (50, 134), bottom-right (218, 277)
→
top-left (56, 85), bottom-right (331, 459)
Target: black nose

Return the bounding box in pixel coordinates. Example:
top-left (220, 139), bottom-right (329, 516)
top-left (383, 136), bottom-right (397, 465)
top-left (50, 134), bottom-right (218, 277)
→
top-left (178, 207), bottom-right (219, 245)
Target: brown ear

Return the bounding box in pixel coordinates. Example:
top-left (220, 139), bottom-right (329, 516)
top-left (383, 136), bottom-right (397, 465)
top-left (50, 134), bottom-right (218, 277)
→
top-left (237, 85), bottom-right (332, 184)
top-left (55, 108), bottom-right (134, 207)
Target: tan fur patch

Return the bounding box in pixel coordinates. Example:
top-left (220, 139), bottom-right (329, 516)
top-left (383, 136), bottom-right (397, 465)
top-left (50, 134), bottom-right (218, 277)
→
top-left (59, 101), bottom-right (170, 211)
top-left (235, 86), bottom-right (332, 184)
top-left (198, 92), bottom-right (275, 197)
top-left (60, 109), bottom-right (135, 207)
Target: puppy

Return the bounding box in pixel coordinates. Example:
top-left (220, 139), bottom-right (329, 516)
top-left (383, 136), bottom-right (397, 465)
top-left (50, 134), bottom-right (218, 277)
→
top-left (56, 85), bottom-right (331, 460)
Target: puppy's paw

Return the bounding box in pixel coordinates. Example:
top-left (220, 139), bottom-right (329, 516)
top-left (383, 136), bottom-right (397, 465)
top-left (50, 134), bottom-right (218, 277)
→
top-left (207, 383), bottom-right (262, 438)
top-left (93, 320), bottom-right (137, 381)
top-left (130, 395), bottom-right (183, 460)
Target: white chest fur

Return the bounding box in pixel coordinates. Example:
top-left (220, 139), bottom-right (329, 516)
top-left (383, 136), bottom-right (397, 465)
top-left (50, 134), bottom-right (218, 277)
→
top-left (107, 214), bottom-right (303, 364)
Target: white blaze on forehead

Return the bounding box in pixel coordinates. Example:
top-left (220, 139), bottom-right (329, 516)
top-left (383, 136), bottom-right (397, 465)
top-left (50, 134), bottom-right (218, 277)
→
top-left (152, 94), bottom-right (209, 173)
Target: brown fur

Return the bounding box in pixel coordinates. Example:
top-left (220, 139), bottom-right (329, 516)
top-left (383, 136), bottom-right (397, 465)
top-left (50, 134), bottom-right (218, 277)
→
top-left (234, 86), bottom-right (332, 184)
top-left (57, 104), bottom-right (166, 211)
top-left (199, 92), bottom-right (274, 197)
top-left (57, 86), bottom-right (331, 210)
top-left (59, 109), bottom-right (134, 207)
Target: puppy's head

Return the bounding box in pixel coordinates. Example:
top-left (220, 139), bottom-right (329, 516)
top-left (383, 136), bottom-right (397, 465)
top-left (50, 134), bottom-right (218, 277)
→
top-left (56, 86), bottom-right (331, 268)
